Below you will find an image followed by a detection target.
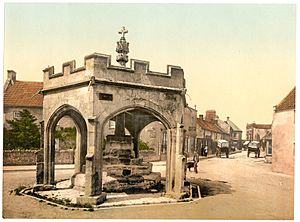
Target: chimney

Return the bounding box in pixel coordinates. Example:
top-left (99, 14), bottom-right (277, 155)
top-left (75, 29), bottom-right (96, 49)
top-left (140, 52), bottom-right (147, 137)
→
top-left (227, 116), bottom-right (230, 121)
top-left (7, 70), bottom-right (16, 84)
top-left (205, 110), bottom-right (216, 123)
top-left (199, 114), bottom-right (203, 120)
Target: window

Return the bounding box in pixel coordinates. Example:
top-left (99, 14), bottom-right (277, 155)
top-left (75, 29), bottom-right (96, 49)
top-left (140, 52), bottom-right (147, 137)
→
top-left (13, 111), bottom-right (21, 118)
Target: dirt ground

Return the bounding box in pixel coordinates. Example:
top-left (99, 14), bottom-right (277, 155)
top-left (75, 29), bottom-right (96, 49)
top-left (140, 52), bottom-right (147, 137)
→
top-left (2, 151), bottom-right (294, 219)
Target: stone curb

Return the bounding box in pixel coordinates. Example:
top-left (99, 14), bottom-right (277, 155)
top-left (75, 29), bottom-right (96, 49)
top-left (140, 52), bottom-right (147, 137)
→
top-left (19, 187), bottom-right (192, 211)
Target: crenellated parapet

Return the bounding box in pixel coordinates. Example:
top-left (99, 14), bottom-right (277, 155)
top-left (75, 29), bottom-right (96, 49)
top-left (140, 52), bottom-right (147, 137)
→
top-left (43, 53), bottom-right (185, 91)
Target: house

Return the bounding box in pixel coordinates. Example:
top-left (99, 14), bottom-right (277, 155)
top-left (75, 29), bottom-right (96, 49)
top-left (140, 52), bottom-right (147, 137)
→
top-left (4, 70), bottom-right (43, 128)
top-left (216, 116), bottom-right (230, 141)
top-left (196, 110), bottom-right (228, 156)
top-left (139, 105), bottom-right (197, 159)
top-left (183, 106), bottom-right (198, 154)
top-left (4, 70), bottom-right (76, 150)
top-left (246, 122), bottom-right (272, 141)
top-left (272, 87), bottom-right (295, 175)
top-left (225, 117), bottom-right (243, 150)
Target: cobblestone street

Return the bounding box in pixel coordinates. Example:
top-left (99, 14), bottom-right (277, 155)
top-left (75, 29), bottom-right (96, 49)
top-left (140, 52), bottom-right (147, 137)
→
top-left (2, 151), bottom-right (294, 219)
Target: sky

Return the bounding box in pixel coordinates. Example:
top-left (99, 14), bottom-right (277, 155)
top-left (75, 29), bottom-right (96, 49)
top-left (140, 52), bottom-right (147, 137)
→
top-left (2, 3), bottom-right (296, 138)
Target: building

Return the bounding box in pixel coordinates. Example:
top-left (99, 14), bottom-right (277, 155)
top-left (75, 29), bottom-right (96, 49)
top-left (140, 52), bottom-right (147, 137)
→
top-left (196, 110), bottom-right (228, 156)
top-left (139, 121), bottom-right (166, 158)
top-left (183, 106), bottom-right (198, 154)
top-left (272, 87), bottom-right (295, 175)
top-left (4, 70), bottom-right (43, 128)
top-left (139, 105), bottom-right (197, 158)
top-left (246, 122), bottom-right (272, 141)
top-left (216, 117), bottom-right (230, 141)
top-left (225, 117), bottom-right (243, 150)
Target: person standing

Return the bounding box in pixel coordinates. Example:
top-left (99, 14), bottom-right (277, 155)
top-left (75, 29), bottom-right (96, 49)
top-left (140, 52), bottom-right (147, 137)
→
top-left (204, 145), bottom-right (208, 157)
top-left (193, 151), bottom-right (200, 173)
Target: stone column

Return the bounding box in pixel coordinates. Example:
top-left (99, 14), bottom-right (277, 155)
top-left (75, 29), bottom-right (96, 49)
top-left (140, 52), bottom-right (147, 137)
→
top-left (77, 117), bottom-right (106, 205)
top-left (44, 124), bottom-right (50, 184)
top-left (165, 129), bottom-right (173, 193)
top-left (115, 113), bottom-right (125, 137)
top-left (74, 124), bottom-right (81, 174)
top-left (49, 129), bottom-right (56, 185)
top-left (37, 120), bottom-right (45, 184)
top-left (132, 132), bottom-right (140, 158)
top-left (165, 123), bottom-right (186, 199)
top-left (173, 123), bottom-right (186, 196)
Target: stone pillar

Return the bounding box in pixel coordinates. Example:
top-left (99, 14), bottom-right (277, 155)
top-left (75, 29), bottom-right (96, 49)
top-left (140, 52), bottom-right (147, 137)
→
top-left (74, 124), bottom-right (81, 174)
top-left (165, 129), bottom-right (173, 193)
top-left (77, 117), bottom-right (106, 205)
top-left (49, 130), bottom-right (56, 185)
top-left (115, 113), bottom-right (125, 137)
top-left (165, 123), bottom-right (186, 199)
top-left (36, 149), bottom-right (44, 185)
top-left (43, 123), bottom-right (50, 184)
top-left (173, 123), bottom-right (186, 195)
top-left (133, 132), bottom-right (139, 158)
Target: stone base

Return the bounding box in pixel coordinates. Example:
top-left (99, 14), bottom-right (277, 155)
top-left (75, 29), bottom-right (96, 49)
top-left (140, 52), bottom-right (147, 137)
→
top-left (72, 173), bottom-right (85, 190)
top-left (103, 172), bottom-right (161, 192)
top-left (76, 193), bottom-right (107, 205)
top-left (165, 191), bottom-right (190, 200)
top-left (105, 162), bottom-right (152, 177)
top-left (33, 184), bottom-right (57, 192)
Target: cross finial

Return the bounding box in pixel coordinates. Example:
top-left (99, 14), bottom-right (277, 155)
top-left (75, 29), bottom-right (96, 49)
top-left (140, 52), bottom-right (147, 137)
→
top-left (118, 26), bottom-right (128, 38)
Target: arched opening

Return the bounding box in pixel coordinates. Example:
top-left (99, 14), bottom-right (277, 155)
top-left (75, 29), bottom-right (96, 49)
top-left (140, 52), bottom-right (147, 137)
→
top-left (139, 121), bottom-right (167, 161)
top-left (99, 106), bottom-right (172, 193)
top-left (45, 105), bottom-right (87, 185)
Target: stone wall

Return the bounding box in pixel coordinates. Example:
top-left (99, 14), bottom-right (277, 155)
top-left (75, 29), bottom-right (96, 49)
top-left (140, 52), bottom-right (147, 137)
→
top-left (3, 150), bottom-right (74, 166)
top-left (139, 150), bottom-right (166, 162)
top-left (272, 110), bottom-right (295, 175)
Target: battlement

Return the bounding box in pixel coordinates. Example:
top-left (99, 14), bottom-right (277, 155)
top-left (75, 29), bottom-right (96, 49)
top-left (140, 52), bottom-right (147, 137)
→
top-left (43, 53), bottom-right (185, 90)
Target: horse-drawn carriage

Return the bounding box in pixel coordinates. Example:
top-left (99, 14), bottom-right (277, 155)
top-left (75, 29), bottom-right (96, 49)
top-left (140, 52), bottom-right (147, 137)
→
top-left (216, 140), bottom-right (230, 158)
top-left (247, 141), bottom-right (261, 158)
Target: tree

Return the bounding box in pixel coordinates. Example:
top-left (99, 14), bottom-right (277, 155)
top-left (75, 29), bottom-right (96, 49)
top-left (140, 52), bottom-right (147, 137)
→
top-left (55, 126), bottom-right (76, 150)
top-left (4, 109), bottom-right (40, 150)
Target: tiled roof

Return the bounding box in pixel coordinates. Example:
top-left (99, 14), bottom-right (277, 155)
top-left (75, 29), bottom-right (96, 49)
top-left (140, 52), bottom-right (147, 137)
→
top-left (226, 119), bottom-right (242, 132)
top-left (197, 118), bottom-right (226, 134)
top-left (4, 80), bottom-right (43, 107)
top-left (275, 87), bottom-right (296, 112)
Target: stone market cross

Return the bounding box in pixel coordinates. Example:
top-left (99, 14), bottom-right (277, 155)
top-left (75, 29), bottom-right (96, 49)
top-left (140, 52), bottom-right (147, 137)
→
top-left (38, 29), bottom-right (188, 204)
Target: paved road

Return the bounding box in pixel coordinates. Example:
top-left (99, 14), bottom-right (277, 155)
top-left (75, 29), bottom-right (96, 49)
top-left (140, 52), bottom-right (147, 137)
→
top-left (2, 151), bottom-right (294, 219)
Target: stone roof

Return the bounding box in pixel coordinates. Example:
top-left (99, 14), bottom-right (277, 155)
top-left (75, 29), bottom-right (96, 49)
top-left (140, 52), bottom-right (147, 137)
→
top-left (4, 80), bottom-right (43, 107)
top-left (196, 118), bottom-right (226, 134)
top-left (226, 119), bottom-right (242, 132)
top-left (275, 87), bottom-right (296, 112)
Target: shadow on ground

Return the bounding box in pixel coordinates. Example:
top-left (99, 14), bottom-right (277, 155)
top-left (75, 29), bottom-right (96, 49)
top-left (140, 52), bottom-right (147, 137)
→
top-left (188, 178), bottom-right (233, 198)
